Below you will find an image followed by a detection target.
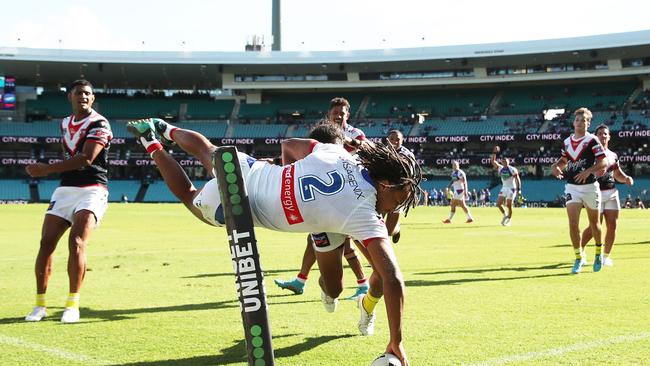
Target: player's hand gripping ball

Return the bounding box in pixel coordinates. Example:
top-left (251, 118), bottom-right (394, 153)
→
top-left (371, 353), bottom-right (402, 366)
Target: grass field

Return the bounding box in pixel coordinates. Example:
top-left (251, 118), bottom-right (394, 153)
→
top-left (1, 204), bottom-right (649, 366)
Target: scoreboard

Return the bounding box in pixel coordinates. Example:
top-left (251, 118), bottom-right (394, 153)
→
top-left (0, 76), bottom-right (16, 110)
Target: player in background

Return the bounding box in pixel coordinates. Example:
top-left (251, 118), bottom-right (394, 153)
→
top-left (385, 129), bottom-right (415, 243)
top-left (276, 98), bottom-right (370, 299)
top-left (551, 107), bottom-right (608, 274)
top-left (579, 124), bottom-right (634, 267)
top-left (443, 160), bottom-right (474, 224)
top-left (127, 118), bottom-right (419, 365)
top-left (490, 146), bottom-right (522, 226)
top-left (24, 80), bottom-right (112, 323)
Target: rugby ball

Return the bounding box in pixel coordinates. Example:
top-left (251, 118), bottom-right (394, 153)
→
top-left (371, 353), bottom-right (402, 366)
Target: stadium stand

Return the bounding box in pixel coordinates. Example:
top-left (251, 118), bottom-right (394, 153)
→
top-left (497, 81), bottom-right (636, 115)
top-left (0, 179), bottom-right (31, 200)
top-left (364, 89), bottom-right (495, 118)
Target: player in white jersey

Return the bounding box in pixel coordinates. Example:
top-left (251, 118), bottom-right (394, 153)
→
top-left (384, 129), bottom-right (415, 243)
top-left (275, 98), bottom-right (370, 300)
top-left (580, 124), bottom-right (634, 267)
top-left (490, 146), bottom-right (522, 226)
top-left (127, 118), bottom-right (420, 365)
top-left (24, 80), bottom-right (112, 324)
top-left (551, 108), bottom-right (608, 274)
top-left (443, 160), bottom-right (474, 224)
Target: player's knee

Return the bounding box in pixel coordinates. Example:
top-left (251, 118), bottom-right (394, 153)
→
top-left (68, 235), bottom-right (87, 254)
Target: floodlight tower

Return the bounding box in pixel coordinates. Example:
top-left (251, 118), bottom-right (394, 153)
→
top-left (272, 0), bottom-right (281, 51)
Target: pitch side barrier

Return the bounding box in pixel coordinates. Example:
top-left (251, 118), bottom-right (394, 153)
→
top-left (2, 129), bottom-right (650, 146)
top-left (4, 153), bottom-right (650, 168)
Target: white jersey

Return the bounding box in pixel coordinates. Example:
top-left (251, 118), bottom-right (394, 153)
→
top-left (245, 143), bottom-right (387, 245)
top-left (450, 169), bottom-right (466, 192)
top-left (343, 123), bottom-right (366, 153)
top-left (397, 145), bottom-right (415, 160)
top-left (498, 166), bottom-right (519, 190)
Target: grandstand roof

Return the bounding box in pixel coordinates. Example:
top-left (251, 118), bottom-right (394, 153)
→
top-left (1, 30), bottom-right (649, 89)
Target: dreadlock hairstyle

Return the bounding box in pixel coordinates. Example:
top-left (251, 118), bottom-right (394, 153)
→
top-left (356, 142), bottom-right (423, 216)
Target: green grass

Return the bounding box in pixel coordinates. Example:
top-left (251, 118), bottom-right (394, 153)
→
top-left (1, 204), bottom-right (649, 366)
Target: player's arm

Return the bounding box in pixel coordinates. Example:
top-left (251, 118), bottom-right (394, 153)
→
top-left (462, 176), bottom-right (469, 199)
top-left (514, 173), bottom-right (522, 194)
top-left (280, 138), bottom-right (318, 165)
top-left (365, 237), bottom-right (409, 366)
top-left (575, 155), bottom-right (608, 184)
top-left (613, 165), bottom-right (634, 186)
top-left (490, 146), bottom-right (502, 170)
top-left (25, 140), bottom-right (104, 177)
top-left (344, 135), bottom-right (375, 150)
top-left (550, 156), bottom-right (567, 179)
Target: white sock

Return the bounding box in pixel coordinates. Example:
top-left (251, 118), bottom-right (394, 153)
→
top-left (157, 120), bottom-right (178, 141)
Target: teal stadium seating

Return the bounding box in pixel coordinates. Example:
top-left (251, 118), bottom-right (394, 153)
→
top-left (231, 124), bottom-right (288, 138)
top-left (0, 180), bottom-right (31, 200)
top-left (238, 93), bottom-right (363, 120)
top-left (498, 82), bottom-right (636, 115)
top-left (364, 89), bottom-right (495, 118)
top-left (143, 180), bottom-right (209, 202)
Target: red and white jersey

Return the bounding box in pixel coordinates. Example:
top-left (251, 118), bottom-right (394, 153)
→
top-left (596, 149), bottom-right (619, 190)
top-left (245, 143), bottom-right (387, 245)
top-left (498, 165), bottom-right (519, 189)
top-left (59, 110), bottom-right (112, 187)
top-left (561, 133), bottom-right (606, 185)
top-left (343, 123), bottom-right (366, 153)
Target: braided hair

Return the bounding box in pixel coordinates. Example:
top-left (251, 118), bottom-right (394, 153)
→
top-left (356, 142), bottom-right (423, 216)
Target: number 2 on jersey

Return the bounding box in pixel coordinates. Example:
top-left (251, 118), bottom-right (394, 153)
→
top-left (299, 171), bottom-right (345, 202)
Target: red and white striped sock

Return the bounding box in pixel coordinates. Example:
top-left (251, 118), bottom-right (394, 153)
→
top-left (140, 136), bottom-right (163, 156)
top-left (296, 273), bottom-right (308, 283)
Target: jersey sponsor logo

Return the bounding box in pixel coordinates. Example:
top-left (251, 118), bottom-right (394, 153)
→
top-left (299, 170), bottom-right (345, 202)
top-left (281, 165), bottom-right (304, 225)
top-left (342, 160), bottom-right (365, 200)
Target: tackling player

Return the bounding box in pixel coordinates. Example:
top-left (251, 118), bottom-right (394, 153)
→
top-left (275, 98), bottom-right (370, 299)
top-left (24, 80), bottom-right (112, 323)
top-left (490, 146), bottom-right (522, 226)
top-left (579, 124), bottom-right (634, 267)
top-left (443, 160), bottom-right (474, 224)
top-left (551, 108), bottom-right (608, 274)
top-left (127, 118), bottom-right (420, 365)
top-left (385, 130), bottom-right (415, 243)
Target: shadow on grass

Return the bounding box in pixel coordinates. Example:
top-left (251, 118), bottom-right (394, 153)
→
top-left (108, 333), bottom-right (354, 365)
top-left (546, 240), bottom-right (650, 248)
top-left (406, 272), bottom-right (572, 287)
top-left (416, 262), bottom-right (570, 276)
top-left (0, 295), bottom-right (319, 325)
top-left (183, 268), bottom-right (300, 279)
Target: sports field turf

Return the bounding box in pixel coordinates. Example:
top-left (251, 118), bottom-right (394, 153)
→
top-left (1, 204), bottom-right (649, 365)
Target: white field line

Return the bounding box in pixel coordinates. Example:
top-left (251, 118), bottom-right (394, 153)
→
top-left (0, 334), bottom-right (112, 365)
top-left (465, 332), bottom-right (650, 366)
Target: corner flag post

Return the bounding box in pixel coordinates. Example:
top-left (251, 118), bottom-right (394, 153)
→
top-left (213, 146), bottom-right (274, 366)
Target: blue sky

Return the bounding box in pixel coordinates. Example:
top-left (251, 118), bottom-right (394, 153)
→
top-left (3, 0), bottom-right (650, 52)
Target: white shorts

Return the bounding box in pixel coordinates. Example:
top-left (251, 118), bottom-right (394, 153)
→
top-left (47, 186), bottom-right (109, 226)
top-left (452, 189), bottom-right (465, 200)
top-left (600, 188), bottom-right (620, 212)
top-left (193, 152), bottom-right (254, 227)
top-left (499, 187), bottom-right (517, 200)
top-left (310, 232), bottom-right (347, 253)
top-left (565, 183), bottom-right (601, 211)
